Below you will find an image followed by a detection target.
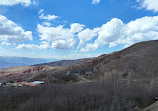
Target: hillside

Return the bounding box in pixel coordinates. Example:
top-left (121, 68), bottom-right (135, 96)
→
top-left (46, 40), bottom-right (158, 84)
top-left (0, 66), bottom-right (63, 82)
top-left (34, 58), bottom-right (89, 67)
top-left (1, 40), bottom-right (158, 111)
top-left (0, 58), bottom-right (88, 83)
top-left (99, 40), bottom-right (158, 81)
top-left (1, 40), bottom-right (158, 84)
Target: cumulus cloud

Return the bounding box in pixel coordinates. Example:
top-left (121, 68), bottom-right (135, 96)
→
top-left (39, 9), bottom-right (58, 21)
top-left (16, 41), bottom-right (50, 49)
top-left (12, 10), bottom-right (157, 52)
top-left (42, 22), bottom-right (51, 26)
top-left (37, 23), bottom-right (83, 49)
top-left (33, 15), bottom-right (158, 51)
top-left (92, 0), bottom-right (101, 4)
top-left (38, 9), bottom-right (44, 14)
top-left (51, 39), bottom-right (75, 49)
top-left (0, 15), bottom-right (33, 42)
top-left (70, 23), bottom-right (85, 33)
top-left (16, 11), bottom-right (84, 50)
top-left (77, 28), bottom-right (100, 49)
top-left (1, 42), bottom-right (11, 46)
top-left (137, 0), bottom-right (158, 12)
top-left (0, 0), bottom-right (34, 6)
top-left (37, 24), bottom-right (73, 42)
top-left (112, 16), bottom-right (158, 47)
top-left (32, 1), bottom-right (37, 5)
top-left (39, 14), bottom-right (58, 21)
top-left (80, 18), bottom-right (124, 51)
top-left (81, 43), bottom-right (98, 52)
top-left (80, 16), bottom-right (158, 51)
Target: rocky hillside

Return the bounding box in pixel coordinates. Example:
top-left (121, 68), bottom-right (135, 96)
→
top-left (0, 58), bottom-right (88, 83)
top-left (0, 66), bottom-right (63, 82)
top-left (46, 40), bottom-right (158, 84)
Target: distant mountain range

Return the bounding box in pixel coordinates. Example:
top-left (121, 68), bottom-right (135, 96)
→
top-left (34, 58), bottom-right (89, 67)
top-left (0, 56), bottom-right (58, 69)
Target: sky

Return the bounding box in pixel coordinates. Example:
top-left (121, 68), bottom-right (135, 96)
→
top-left (0, 0), bottom-right (158, 59)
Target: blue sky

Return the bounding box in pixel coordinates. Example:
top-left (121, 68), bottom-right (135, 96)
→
top-left (0, 0), bottom-right (158, 59)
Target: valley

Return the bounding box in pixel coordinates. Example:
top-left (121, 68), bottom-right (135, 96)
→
top-left (1, 40), bottom-right (158, 86)
top-left (1, 40), bottom-right (158, 111)
top-left (1, 0), bottom-right (158, 110)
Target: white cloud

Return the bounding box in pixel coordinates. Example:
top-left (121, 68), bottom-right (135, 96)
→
top-left (1, 42), bottom-right (11, 46)
top-left (39, 10), bottom-right (58, 21)
top-left (32, 1), bottom-right (37, 5)
top-left (38, 9), bottom-right (44, 14)
top-left (12, 11), bottom-right (158, 53)
top-left (81, 43), bottom-right (99, 52)
top-left (137, 0), bottom-right (158, 12)
top-left (51, 39), bottom-right (75, 49)
top-left (16, 41), bottom-right (50, 49)
top-left (17, 44), bottom-right (38, 49)
top-left (37, 24), bottom-right (73, 42)
top-left (37, 23), bottom-right (81, 49)
top-left (70, 23), bottom-right (85, 33)
top-left (80, 18), bottom-right (124, 51)
top-left (80, 16), bottom-right (158, 51)
top-left (77, 28), bottom-right (100, 48)
top-left (42, 22), bottom-right (51, 26)
top-left (114, 16), bottom-right (158, 47)
top-left (0, 15), bottom-right (33, 42)
top-left (0, 0), bottom-right (34, 6)
top-left (39, 14), bottom-right (58, 21)
top-left (92, 0), bottom-right (101, 4)
top-left (95, 18), bottom-right (124, 47)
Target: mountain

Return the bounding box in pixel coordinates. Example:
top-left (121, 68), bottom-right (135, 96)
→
top-left (0, 58), bottom-right (88, 82)
top-left (1, 40), bottom-right (158, 84)
top-left (34, 58), bottom-right (89, 67)
top-left (46, 40), bottom-right (158, 84)
top-left (0, 56), bottom-right (58, 69)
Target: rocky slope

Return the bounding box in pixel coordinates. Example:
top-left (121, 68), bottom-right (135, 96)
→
top-left (0, 66), bottom-right (62, 82)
